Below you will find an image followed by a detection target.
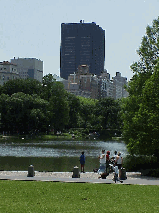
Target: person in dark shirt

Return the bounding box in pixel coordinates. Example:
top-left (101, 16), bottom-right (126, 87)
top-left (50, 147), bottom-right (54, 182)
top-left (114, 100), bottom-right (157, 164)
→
top-left (106, 151), bottom-right (110, 174)
top-left (80, 151), bottom-right (85, 173)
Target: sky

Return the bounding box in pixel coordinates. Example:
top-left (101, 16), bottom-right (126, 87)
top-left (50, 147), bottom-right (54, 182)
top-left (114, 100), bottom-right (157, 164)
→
top-left (0, 0), bottom-right (159, 81)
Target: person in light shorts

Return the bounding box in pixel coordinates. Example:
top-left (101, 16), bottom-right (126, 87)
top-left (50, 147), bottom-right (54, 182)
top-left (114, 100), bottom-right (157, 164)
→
top-left (115, 152), bottom-right (123, 179)
top-left (98, 149), bottom-right (106, 174)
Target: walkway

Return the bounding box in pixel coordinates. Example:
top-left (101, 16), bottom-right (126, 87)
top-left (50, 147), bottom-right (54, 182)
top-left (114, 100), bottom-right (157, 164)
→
top-left (0, 171), bottom-right (159, 185)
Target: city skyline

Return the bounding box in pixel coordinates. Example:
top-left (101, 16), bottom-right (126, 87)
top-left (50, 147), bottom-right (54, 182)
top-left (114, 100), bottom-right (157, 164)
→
top-left (0, 0), bottom-right (159, 81)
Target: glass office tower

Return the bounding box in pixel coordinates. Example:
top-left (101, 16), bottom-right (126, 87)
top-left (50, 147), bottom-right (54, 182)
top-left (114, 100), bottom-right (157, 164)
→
top-left (60, 21), bottom-right (105, 79)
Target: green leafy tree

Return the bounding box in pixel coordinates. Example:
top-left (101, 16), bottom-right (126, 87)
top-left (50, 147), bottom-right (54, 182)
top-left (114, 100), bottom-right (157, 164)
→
top-left (1, 78), bottom-right (42, 96)
top-left (49, 90), bottom-right (69, 133)
top-left (66, 93), bottom-right (81, 129)
top-left (0, 92), bottom-right (49, 134)
top-left (122, 17), bottom-right (159, 157)
top-left (124, 60), bottom-right (159, 157)
top-left (41, 73), bottom-right (56, 101)
top-left (78, 97), bottom-right (97, 129)
top-left (95, 98), bottom-right (122, 130)
top-left (128, 17), bottom-right (159, 97)
top-left (42, 74), bottom-right (69, 133)
top-left (142, 61), bottom-right (159, 158)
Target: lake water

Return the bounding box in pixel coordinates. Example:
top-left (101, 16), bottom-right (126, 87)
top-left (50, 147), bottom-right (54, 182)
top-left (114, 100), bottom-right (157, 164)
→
top-left (0, 140), bottom-right (127, 172)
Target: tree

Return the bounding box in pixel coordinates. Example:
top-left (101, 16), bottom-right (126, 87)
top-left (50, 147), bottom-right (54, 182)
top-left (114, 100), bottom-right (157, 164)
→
top-left (142, 61), bottom-right (159, 158)
top-left (48, 89), bottom-right (69, 133)
top-left (1, 78), bottom-right (42, 96)
top-left (78, 97), bottom-right (97, 129)
top-left (122, 17), bottom-right (159, 157)
top-left (95, 98), bottom-right (122, 130)
top-left (41, 73), bottom-right (56, 101)
top-left (66, 93), bottom-right (81, 129)
top-left (0, 92), bottom-right (49, 134)
top-left (125, 60), bottom-right (159, 157)
top-left (42, 74), bottom-right (69, 133)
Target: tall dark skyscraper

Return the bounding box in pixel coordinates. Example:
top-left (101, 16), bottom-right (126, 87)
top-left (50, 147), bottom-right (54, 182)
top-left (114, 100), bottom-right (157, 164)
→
top-left (60, 21), bottom-right (105, 79)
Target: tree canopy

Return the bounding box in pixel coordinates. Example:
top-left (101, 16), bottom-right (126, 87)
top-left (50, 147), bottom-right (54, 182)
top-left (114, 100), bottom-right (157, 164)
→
top-left (0, 78), bottom-right (42, 96)
top-left (0, 73), bottom-right (123, 137)
top-left (122, 17), bottom-right (159, 157)
top-left (0, 92), bottom-right (48, 134)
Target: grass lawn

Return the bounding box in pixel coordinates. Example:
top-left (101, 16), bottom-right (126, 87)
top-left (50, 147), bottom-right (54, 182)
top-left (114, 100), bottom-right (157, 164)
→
top-left (0, 181), bottom-right (159, 212)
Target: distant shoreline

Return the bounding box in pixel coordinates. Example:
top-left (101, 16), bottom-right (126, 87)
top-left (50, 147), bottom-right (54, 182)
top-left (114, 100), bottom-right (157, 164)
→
top-left (0, 134), bottom-right (121, 142)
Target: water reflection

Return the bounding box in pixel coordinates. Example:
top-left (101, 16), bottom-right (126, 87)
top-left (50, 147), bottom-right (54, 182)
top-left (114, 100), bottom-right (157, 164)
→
top-left (0, 140), bottom-right (127, 171)
top-left (0, 140), bottom-right (127, 157)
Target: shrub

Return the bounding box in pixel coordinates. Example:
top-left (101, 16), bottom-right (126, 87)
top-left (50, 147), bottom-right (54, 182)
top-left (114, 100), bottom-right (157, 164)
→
top-left (123, 155), bottom-right (158, 172)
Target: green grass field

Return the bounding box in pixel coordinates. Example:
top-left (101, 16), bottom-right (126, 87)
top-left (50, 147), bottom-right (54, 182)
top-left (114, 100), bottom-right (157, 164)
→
top-left (0, 181), bottom-right (159, 212)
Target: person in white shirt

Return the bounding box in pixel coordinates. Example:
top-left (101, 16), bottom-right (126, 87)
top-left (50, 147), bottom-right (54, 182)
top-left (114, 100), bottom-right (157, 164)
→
top-left (98, 150), bottom-right (106, 174)
top-left (114, 151), bottom-right (118, 162)
top-left (111, 150), bottom-right (118, 165)
top-left (115, 152), bottom-right (123, 179)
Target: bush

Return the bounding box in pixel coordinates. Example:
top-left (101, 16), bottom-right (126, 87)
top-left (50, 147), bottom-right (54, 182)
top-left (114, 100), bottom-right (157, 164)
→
top-left (123, 155), bottom-right (158, 172)
top-left (69, 128), bottom-right (89, 139)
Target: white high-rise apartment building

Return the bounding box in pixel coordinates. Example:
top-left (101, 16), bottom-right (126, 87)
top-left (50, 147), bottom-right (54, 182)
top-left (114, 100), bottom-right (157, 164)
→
top-left (112, 72), bottom-right (129, 99)
top-left (99, 70), bottom-right (114, 98)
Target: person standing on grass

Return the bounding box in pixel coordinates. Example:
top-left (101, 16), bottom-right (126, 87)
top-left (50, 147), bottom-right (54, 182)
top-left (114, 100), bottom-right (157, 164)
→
top-left (80, 151), bottom-right (85, 173)
top-left (115, 152), bottom-right (123, 179)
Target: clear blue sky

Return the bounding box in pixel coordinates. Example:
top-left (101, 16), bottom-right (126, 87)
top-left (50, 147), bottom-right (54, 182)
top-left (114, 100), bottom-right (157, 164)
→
top-left (0, 0), bottom-right (159, 80)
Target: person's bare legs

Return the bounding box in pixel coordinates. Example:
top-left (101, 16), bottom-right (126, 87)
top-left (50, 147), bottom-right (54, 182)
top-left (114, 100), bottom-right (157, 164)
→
top-left (81, 165), bottom-right (84, 173)
top-left (119, 169), bottom-right (121, 179)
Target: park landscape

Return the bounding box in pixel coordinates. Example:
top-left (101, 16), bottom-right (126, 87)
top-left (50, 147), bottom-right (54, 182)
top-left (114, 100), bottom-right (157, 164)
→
top-left (0, 17), bottom-right (159, 212)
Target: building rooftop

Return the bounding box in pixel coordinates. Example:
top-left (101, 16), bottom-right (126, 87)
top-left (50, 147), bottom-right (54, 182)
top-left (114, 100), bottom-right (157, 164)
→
top-left (0, 61), bottom-right (17, 66)
top-left (12, 57), bottom-right (42, 61)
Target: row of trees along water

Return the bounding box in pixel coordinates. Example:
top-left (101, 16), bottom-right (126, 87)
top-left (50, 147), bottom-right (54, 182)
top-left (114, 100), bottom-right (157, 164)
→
top-left (0, 74), bottom-right (122, 138)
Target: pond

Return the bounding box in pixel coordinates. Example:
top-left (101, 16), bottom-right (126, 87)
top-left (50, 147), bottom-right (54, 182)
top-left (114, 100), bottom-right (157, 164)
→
top-left (0, 140), bottom-right (127, 172)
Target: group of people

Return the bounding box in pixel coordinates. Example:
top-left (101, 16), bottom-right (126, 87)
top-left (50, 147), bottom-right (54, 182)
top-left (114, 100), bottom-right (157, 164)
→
top-left (79, 150), bottom-right (123, 179)
top-left (98, 150), bottom-right (123, 179)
